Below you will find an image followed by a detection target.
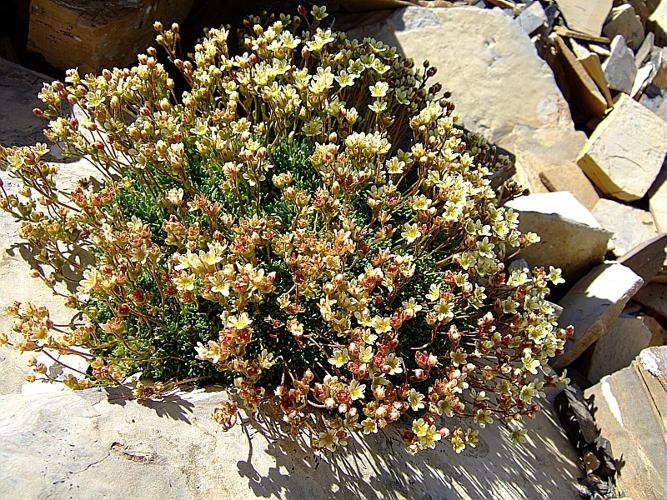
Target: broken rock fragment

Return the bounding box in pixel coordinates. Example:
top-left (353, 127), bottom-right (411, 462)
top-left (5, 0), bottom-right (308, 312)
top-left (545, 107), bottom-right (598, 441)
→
top-left (577, 94), bottom-right (667, 202)
top-left (592, 198), bottom-right (658, 257)
top-left (553, 262), bottom-right (644, 369)
top-left (602, 35), bottom-right (638, 93)
top-left (506, 192), bottom-right (610, 283)
top-left (603, 4), bottom-right (645, 50)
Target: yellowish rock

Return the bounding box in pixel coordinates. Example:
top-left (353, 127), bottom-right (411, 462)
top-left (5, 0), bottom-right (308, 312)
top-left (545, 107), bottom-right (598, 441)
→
top-left (577, 94), bottom-right (667, 201)
top-left (556, 0), bottom-right (613, 37)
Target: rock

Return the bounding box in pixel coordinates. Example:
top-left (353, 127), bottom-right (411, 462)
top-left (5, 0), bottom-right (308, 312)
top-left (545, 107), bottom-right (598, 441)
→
top-left (553, 262), bottom-right (644, 369)
top-left (0, 58), bottom-right (50, 148)
top-left (633, 283), bottom-right (667, 318)
top-left (539, 165), bottom-right (600, 210)
top-left (0, 387), bottom-right (582, 499)
top-left (618, 233), bottom-right (667, 283)
top-left (649, 167), bottom-right (667, 232)
top-left (348, 6), bottom-right (574, 144)
top-left (556, 0), bottom-right (613, 37)
top-left (631, 60), bottom-right (659, 96)
top-left (636, 32), bottom-right (655, 66)
top-left (516, 1), bottom-right (547, 35)
top-left (585, 315), bottom-right (654, 383)
top-left (551, 34), bottom-right (609, 120)
top-left (603, 4), bottom-right (645, 50)
top-left (577, 94), bottom-right (667, 202)
top-left (584, 347), bottom-right (667, 500)
top-left (640, 83), bottom-right (667, 114)
top-left (569, 39), bottom-right (614, 106)
top-left (501, 126), bottom-right (587, 195)
top-left (602, 35), bottom-right (638, 93)
top-left (648, 0), bottom-right (667, 46)
top-left (589, 43), bottom-right (611, 57)
top-left (617, 0), bottom-right (653, 24)
top-left (643, 314), bottom-right (667, 344)
top-left (506, 192), bottom-right (610, 283)
top-left (652, 47), bottom-right (667, 88)
top-left (27, 0), bottom-right (194, 74)
top-left (592, 198), bottom-right (658, 257)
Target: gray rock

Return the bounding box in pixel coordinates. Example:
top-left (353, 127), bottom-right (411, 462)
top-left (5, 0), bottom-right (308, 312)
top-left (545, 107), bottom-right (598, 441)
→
top-left (584, 346), bottom-right (667, 500)
top-left (633, 283), bottom-right (667, 319)
top-left (585, 314), bottom-right (654, 382)
top-left (506, 192), bottom-right (610, 284)
top-left (592, 198), bottom-right (658, 257)
top-left (517, 1), bottom-right (547, 35)
top-left (635, 32), bottom-right (655, 66)
top-left (618, 233), bottom-right (667, 283)
top-left (603, 4), bottom-right (645, 50)
top-left (602, 35), bottom-right (638, 93)
top-left (553, 262), bottom-right (644, 369)
top-left (539, 164), bottom-right (600, 210)
top-left (0, 388), bottom-right (582, 499)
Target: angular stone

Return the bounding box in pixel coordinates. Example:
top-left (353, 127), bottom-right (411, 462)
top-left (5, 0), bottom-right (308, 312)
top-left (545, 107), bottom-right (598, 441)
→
top-left (556, 0), bottom-right (613, 37)
top-left (602, 35), bottom-right (638, 93)
top-left (585, 315), bottom-right (654, 382)
top-left (603, 4), bottom-right (646, 50)
top-left (553, 262), bottom-right (644, 369)
top-left (0, 388), bottom-right (582, 499)
top-left (584, 347), bottom-right (667, 500)
top-left (539, 164), bottom-right (600, 210)
top-left (648, 0), bottom-right (667, 46)
top-left (643, 314), bottom-right (667, 345)
top-left (617, 0), bottom-right (653, 24)
top-left (636, 32), bottom-right (655, 66)
top-left (0, 58), bottom-right (50, 148)
top-left (631, 60), bottom-right (659, 96)
top-left (506, 192), bottom-right (610, 283)
top-left (516, 1), bottom-right (547, 35)
top-left (592, 198), bottom-right (658, 257)
top-left (569, 39), bottom-right (614, 106)
top-left (633, 283), bottom-right (667, 318)
top-left (349, 7), bottom-right (574, 144)
top-left (652, 47), bottom-right (667, 88)
top-left (618, 233), bottom-right (667, 283)
top-left (577, 94), bottom-right (667, 202)
top-left (27, 0), bottom-right (195, 74)
top-left (551, 35), bottom-right (609, 119)
top-left (501, 126), bottom-right (587, 194)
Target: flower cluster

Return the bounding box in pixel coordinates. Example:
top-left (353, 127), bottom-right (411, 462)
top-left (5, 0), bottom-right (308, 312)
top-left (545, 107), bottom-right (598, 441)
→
top-left (0, 6), bottom-right (571, 454)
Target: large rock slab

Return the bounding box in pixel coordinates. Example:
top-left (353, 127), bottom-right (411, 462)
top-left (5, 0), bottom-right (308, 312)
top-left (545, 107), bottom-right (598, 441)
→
top-left (0, 58), bottom-right (50, 148)
top-left (0, 387), bottom-right (582, 499)
top-left (577, 94), bottom-right (667, 202)
top-left (553, 262), bottom-right (644, 369)
top-left (506, 192), bottom-right (610, 283)
top-left (649, 0), bottom-right (667, 46)
top-left (585, 314), bottom-right (654, 382)
top-left (618, 233), bottom-right (667, 282)
top-left (592, 198), bottom-right (658, 257)
top-left (349, 6), bottom-right (574, 144)
top-left (584, 347), bottom-right (667, 500)
top-left (555, 0), bottom-right (613, 37)
top-left (650, 166), bottom-right (667, 232)
top-left (539, 164), bottom-right (600, 210)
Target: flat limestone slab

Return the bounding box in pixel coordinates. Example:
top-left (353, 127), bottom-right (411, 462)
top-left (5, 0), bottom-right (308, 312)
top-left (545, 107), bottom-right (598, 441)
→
top-left (553, 262), bottom-right (644, 369)
top-left (577, 94), bottom-right (667, 202)
top-left (592, 198), bottom-right (658, 257)
top-left (348, 6), bottom-right (574, 144)
top-left (555, 0), bottom-right (613, 37)
top-left (0, 387), bottom-right (581, 499)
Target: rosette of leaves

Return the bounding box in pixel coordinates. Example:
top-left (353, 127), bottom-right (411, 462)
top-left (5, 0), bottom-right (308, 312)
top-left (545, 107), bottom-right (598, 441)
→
top-left (0, 6), bottom-right (571, 454)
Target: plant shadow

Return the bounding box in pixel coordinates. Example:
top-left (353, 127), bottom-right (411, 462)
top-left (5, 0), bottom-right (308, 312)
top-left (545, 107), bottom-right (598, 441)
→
top-left (104, 385), bottom-right (196, 423)
top-left (233, 401), bottom-right (581, 499)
